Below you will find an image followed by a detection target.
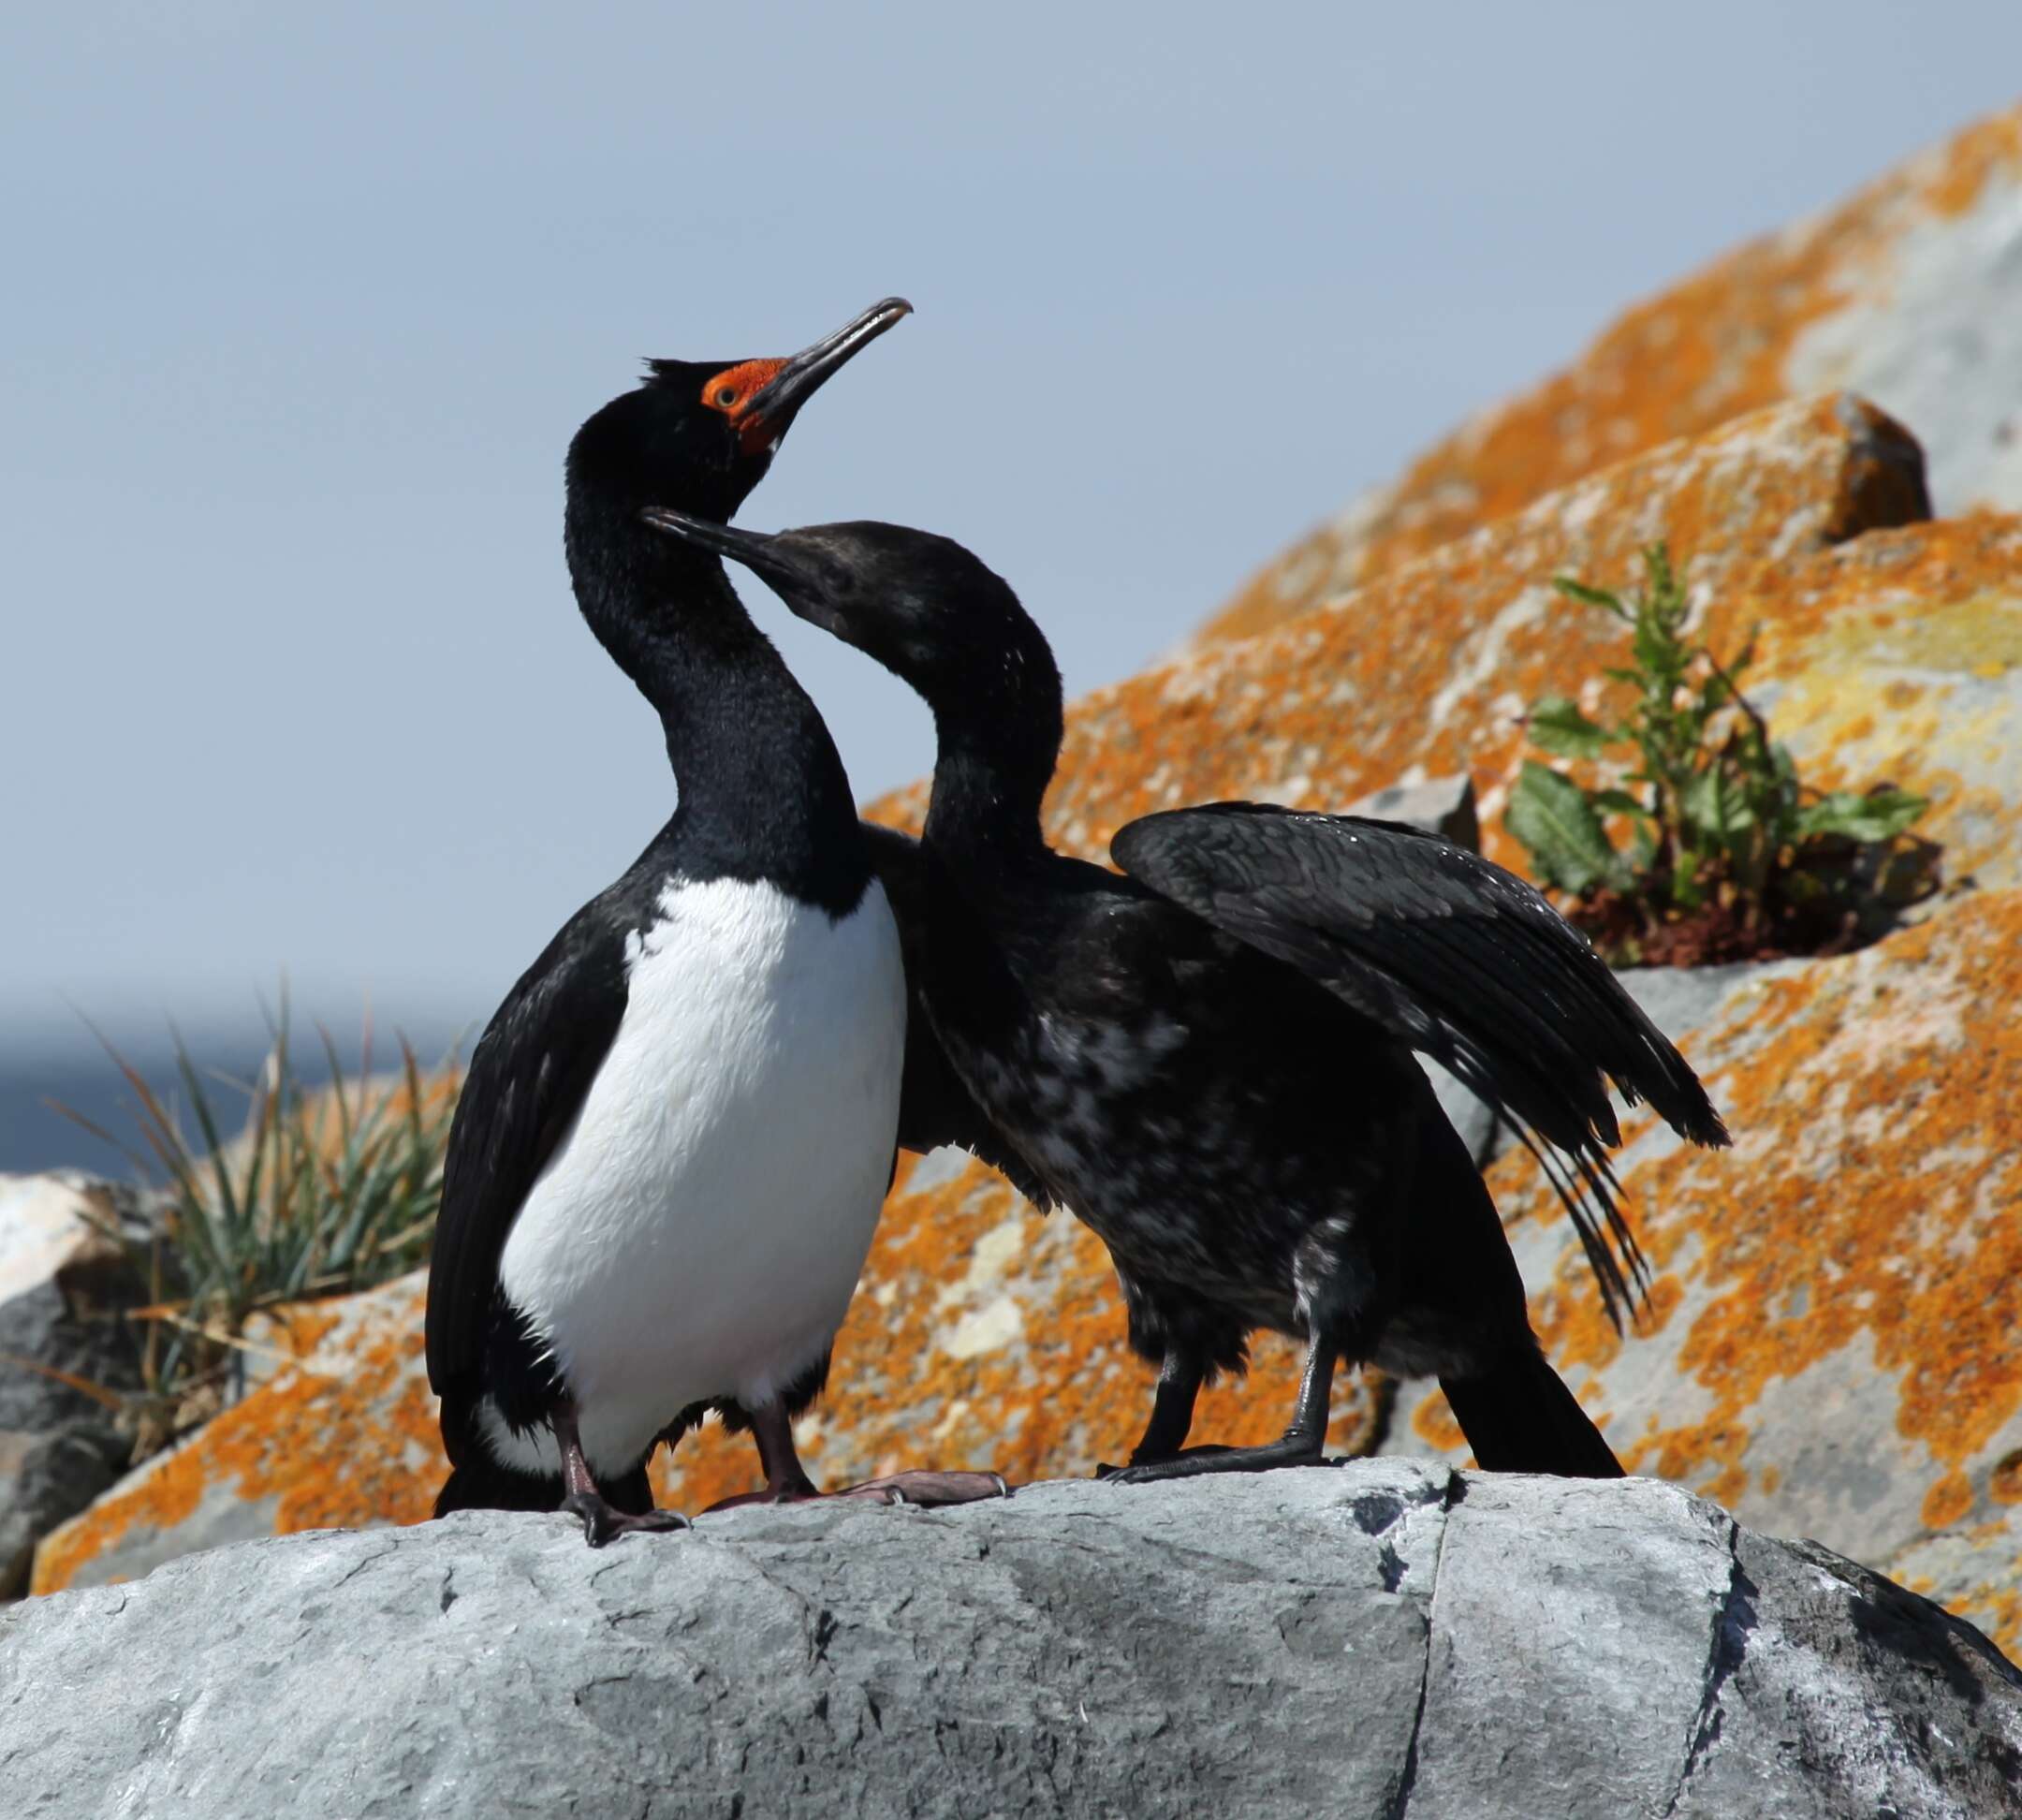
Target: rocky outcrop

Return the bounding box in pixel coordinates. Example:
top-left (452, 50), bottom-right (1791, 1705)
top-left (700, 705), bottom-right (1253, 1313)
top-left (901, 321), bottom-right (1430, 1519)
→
top-left (29, 1265), bottom-right (437, 1596)
top-left (1392, 887), bottom-right (2022, 1660)
top-left (7, 1468), bottom-right (2018, 1818)
top-left (26, 110), bottom-right (2022, 1703)
top-left (37, 391), bottom-right (2022, 1644)
top-left (1201, 102), bottom-right (2022, 644)
top-left (1001, 404), bottom-right (2021, 895)
top-left (0, 1175), bottom-right (143, 1596)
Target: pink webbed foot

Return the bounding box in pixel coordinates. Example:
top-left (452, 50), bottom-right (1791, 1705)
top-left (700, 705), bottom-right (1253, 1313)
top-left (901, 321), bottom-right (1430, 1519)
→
top-left (830, 1469), bottom-right (1013, 1507)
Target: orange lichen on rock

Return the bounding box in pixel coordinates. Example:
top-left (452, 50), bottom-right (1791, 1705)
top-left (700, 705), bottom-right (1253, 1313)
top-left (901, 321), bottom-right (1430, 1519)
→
top-left (35, 399), bottom-right (2022, 1622)
top-left (1406, 888), bottom-right (2022, 1654)
top-left (32, 1277), bottom-right (441, 1594)
top-left (1700, 510), bottom-right (2022, 888)
top-left (1200, 101), bottom-right (2022, 645)
top-left (651, 1151), bottom-right (1384, 1514)
top-left (869, 395), bottom-right (1933, 873)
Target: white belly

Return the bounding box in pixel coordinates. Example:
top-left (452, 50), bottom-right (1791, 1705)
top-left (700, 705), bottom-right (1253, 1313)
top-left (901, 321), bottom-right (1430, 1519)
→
top-left (490, 873), bottom-right (905, 1476)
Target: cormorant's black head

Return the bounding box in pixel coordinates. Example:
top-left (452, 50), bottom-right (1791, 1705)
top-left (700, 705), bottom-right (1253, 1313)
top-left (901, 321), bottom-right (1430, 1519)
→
top-left (567, 298), bottom-right (911, 525)
top-left (637, 514), bottom-right (1051, 709)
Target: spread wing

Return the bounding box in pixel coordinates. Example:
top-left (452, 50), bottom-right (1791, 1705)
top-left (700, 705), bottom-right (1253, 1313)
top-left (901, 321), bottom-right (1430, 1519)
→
top-left (425, 906), bottom-right (629, 1445)
top-left (1111, 802), bottom-right (1729, 1325)
top-left (860, 821), bottom-right (1056, 1210)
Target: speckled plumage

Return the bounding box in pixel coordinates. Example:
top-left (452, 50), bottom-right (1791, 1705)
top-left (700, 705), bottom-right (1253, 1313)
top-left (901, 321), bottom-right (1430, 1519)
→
top-left (926, 844), bottom-right (1517, 1387)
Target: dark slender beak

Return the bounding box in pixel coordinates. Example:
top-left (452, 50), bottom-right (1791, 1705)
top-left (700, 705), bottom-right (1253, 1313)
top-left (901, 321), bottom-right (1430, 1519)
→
top-left (640, 508), bottom-right (804, 590)
top-left (640, 508), bottom-right (850, 638)
top-left (640, 507), bottom-right (778, 569)
top-left (742, 297), bottom-right (912, 439)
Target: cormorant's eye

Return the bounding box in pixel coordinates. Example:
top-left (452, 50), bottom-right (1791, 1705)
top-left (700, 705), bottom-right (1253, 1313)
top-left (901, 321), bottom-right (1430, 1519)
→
top-left (716, 387), bottom-right (739, 407)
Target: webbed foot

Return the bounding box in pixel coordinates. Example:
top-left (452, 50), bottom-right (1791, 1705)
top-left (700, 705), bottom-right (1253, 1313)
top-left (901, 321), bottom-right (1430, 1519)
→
top-left (564, 1491), bottom-right (694, 1548)
top-left (830, 1469), bottom-right (1013, 1507)
top-left (1104, 1438), bottom-right (1327, 1485)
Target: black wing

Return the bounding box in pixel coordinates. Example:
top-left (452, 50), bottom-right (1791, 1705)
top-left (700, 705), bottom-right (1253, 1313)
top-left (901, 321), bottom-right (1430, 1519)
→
top-left (860, 821), bottom-right (1056, 1210)
top-left (425, 904), bottom-right (630, 1446)
top-left (1112, 802), bottom-right (1729, 1326)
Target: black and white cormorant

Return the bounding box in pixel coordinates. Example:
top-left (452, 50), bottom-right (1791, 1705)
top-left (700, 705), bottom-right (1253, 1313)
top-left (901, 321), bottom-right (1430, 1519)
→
top-left (642, 513), bottom-right (1733, 1483)
top-left (425, 306), bottom-right (1013, 1543)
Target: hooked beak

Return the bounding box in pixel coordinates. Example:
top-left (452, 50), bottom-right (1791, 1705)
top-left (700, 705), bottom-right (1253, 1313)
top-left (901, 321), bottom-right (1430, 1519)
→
top-left (741, 296), bottom-right (912, 445)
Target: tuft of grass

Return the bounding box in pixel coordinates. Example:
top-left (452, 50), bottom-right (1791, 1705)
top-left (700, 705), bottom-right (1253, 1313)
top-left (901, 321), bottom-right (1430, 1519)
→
top-left (1506, 543), bottom-right (1931, 965)
top-left (53, 996), bottom-right (460, 1459)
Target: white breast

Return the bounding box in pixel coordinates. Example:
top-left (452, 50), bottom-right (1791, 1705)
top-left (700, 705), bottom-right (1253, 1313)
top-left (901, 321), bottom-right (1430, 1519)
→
top-left (491, 873), bottom-right (905, 1476)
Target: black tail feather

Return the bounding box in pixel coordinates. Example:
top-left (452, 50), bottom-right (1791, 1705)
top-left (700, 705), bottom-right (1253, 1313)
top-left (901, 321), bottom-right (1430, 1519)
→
top-left (1439, 1346), bottom-right (1624, 1479)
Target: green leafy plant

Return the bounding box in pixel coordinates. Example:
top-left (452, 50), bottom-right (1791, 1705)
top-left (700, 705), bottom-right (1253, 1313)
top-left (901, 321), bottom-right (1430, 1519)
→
top-left (55, 1000), bottom-right (460, 1457)
top-left (1506, 544), bottom-right (1929, 963)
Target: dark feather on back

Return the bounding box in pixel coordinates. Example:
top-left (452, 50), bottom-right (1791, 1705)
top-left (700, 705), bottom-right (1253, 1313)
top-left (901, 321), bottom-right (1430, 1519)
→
top-left (1112, 802), bottom-right (1729, 1328)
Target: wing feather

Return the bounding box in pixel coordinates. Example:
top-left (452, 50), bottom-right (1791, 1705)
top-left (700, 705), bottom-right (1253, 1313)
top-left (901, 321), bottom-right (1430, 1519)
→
top-left (424, 907), bottom-right (630, 1449)
top-left (1112, 802), bottom-right (1727, 1326)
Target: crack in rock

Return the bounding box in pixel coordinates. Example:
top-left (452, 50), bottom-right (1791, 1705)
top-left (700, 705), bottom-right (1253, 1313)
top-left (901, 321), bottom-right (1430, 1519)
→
top-left (1384, 1467), bottom-right (1463, 1819)
top-left (1663, 1516), bottom-right (1760, 1814)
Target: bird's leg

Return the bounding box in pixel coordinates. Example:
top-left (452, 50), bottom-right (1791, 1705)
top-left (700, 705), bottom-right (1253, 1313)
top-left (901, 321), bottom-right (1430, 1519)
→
top-left (706, 1399), bottom-right (1013, 1513)
top-left (1106, 1333), bottom-right (1340, 1486)
top-left (697, 1400), bottom-right (821, 1511)
top-left (552, 1402), bottom-right (691, 1546)
top-left (756, 1399), bottom-right (824, 1499)
top-left (1096, 1347), bottom-right (1206, 1477)
top-left (769, 1400), bottom-right (1012, 1507)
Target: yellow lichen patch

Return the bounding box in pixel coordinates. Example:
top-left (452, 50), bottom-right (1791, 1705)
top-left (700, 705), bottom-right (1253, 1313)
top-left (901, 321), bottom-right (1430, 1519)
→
top-left (875, 483), bottom-right (2022, 921)
top-left (1699, 513), bottom-right (2022, 887)
top-left (1195, 101), bottom-right (2022, 644)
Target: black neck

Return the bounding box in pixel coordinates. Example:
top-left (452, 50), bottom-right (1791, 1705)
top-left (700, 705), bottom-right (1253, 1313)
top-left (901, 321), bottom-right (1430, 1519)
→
top-left (564, 495), bottom-right (867, 914)
top-left (920, 626), bottom-right (1065, 871)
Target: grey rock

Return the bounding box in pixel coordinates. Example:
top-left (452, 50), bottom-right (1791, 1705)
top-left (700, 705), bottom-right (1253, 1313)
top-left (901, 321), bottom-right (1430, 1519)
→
top-left (1342, 772), bottom-right (1480, 850)
top-left (1785, 164), bottom-right (2022, 520)
top-left (3, 1465), bottom-right (2015, 1819)
top-left (1324, 786), bottom-right (1777, 1178)
top-left (1426, 955), bottom-right (1784, 1177)
top-left (0, 1175), bottom-right (146, 1597)
top-left (1615, 959), bottom-right (1788, 1049)
top-left (1420, 1059), bottom-right (1505, 1170)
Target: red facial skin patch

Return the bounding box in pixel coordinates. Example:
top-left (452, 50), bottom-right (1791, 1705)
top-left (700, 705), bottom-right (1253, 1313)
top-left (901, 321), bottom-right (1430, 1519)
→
top-left (701, 359), bottom-right (789, 453)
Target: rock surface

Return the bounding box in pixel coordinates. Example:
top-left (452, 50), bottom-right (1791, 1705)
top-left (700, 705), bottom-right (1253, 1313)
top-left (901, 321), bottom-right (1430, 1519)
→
top-left (30, 1265), bottom-right (439, 1596)
top-left (6, 1467), bottom-right (2017, 1819)
top-left (0, 1174), bottom-right (143, 1596)
top-left (1393, 887), bottom-right (2022, 1663)
top-left (957, 395), bottom-right (1974, 888)
top-left (1201, 102), bottom-right (2022, 645)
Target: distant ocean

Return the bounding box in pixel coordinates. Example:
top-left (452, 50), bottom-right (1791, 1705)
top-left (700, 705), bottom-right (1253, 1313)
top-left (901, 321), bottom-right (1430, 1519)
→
top-left (0, 1017), bottom-right (468, 1179)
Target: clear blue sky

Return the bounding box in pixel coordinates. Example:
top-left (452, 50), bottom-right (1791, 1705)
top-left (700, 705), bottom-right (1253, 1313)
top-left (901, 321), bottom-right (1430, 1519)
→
top-left (6, 4), bottom-right (2019, 1082)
